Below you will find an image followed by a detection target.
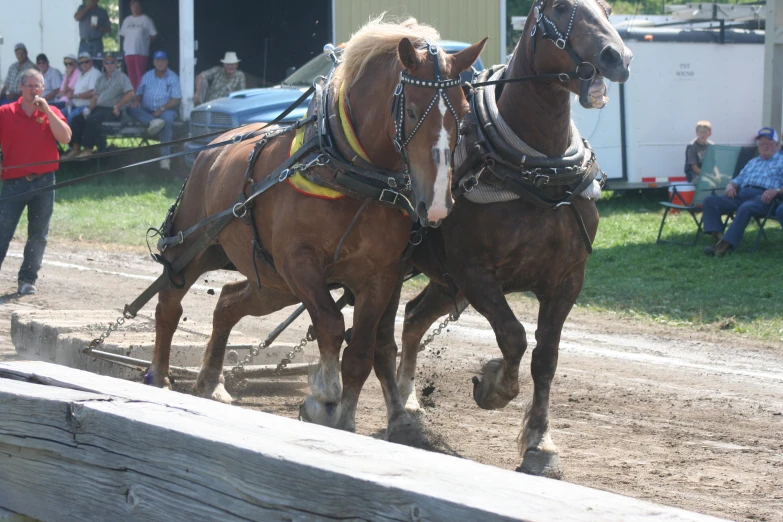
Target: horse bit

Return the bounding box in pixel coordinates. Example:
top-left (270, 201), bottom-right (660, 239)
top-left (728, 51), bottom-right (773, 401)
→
top-left (530, 0), bottom-right (612, 84)
top-left (391, 41), bottom-right (463, 188)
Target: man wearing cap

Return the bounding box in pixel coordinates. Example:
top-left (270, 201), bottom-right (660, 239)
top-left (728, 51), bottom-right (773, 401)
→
top-left (0, 69), bottom-right (71, 296)
top-left (67, 52), bottom-right (135, 158)
top-left (128, 51), bottom-right (181, 170)
top-left (74, 0), bottom-right (111, 58)
top-left (0, 43), bottom-right (37, 106)
top-left (67, 53), bottom-right (102, 126)
top-left (703, 127), bottom-right (783, 257)
top-left (193, 52), bottom-right (246, 105)
top-left (35, 55), bottom-right (64, 103)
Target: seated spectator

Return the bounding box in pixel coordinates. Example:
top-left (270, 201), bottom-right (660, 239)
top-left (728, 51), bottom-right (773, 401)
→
top-left (54, 54), bottom-right (81, 117)
top-left (66, 52), bottom-right (134, 158)
top-left (119, 0), bottom-right (158, 90)
top-left (0, 43), bottom-right (37, 105)
top-left (685, 120), bottom-right (713, 183)
top-left (36, 54), bottom-right (64, 103)
top-left (68, 52), bottom-right (102, 124)
top-left (128, 51), bottom-right (181, 170)
top-left (703, 127), bottom-right (783, 257)
top-left (193, 52), bottom-right (246, 105)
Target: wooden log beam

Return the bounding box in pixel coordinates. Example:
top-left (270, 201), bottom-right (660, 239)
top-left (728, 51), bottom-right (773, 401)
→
top-left (0, 361), bottom-right (726, 522)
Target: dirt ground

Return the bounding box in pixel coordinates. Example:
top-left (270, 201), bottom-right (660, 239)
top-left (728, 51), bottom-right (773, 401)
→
top-left (1, 239), bottom-right (781, 521)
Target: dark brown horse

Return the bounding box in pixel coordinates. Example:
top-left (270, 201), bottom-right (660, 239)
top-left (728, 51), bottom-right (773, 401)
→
top-left (146, 18), bottom-right (485, 435)
top-left (370, 0), bottom-right (631, 475)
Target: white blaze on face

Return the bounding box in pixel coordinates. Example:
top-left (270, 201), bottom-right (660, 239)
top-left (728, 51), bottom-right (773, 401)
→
top-left (429, 96), bottom-right (452, 223)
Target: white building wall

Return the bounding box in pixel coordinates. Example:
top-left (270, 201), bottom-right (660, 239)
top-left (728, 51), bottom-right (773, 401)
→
top-left (0, 0), bottom-right (82, 87)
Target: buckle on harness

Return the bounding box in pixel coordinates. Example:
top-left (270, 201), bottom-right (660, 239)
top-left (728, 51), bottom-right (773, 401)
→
top-left (279, 168), bottom-right (291, 182)
top-left (379, 189), bottom-right (399, 205)
top-left (534, 173), bottom-right (550, 187)
top-left (558, 73), bottom-right (571, 82)
top-left (460, 175), bottom-right (479, 193)
top-left (555, 38), bottom-right (567, 50)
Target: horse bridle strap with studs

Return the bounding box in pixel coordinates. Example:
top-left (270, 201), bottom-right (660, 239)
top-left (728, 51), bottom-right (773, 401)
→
top-left (391, 41), bottom-right (462, 178)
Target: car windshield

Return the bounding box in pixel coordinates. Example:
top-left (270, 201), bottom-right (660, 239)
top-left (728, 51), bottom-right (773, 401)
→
top-left (280, 54), bottom-right (335, 87)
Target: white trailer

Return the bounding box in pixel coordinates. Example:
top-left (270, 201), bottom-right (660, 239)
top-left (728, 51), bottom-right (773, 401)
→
top-left (571, 27), bottom-right (765, 189)
top-left (0, 0), bottom-right (81, 89)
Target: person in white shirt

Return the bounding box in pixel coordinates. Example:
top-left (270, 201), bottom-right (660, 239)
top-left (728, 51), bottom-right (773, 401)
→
top-left (69, 52), bottom-right (102, 124)
top-left (119, 0), bottom-right (157, 90)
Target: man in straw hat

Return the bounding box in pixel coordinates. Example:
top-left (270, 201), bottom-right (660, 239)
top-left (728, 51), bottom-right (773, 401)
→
top-left (193, 51), bottom-right (246, 105)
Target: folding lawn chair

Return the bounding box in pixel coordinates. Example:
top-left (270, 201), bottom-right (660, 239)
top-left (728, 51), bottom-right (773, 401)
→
top-left (657, 144), bottom-right (739, 246)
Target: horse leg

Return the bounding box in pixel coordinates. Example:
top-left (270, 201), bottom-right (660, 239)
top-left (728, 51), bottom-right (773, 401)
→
top-left (334, 266), bottom-right (400, 433)
top-left (285, 257), bottom-right (346, 428)
top-left (147, 245), bottom-right (228, 388)
top-left (455, 268), bottom-right (525, 410)
top-left (372, 275), bottom-right (430, 447)
top-left (397, 282), bottom-right (457, 414)
top-left (517, 277), bottom-right (582, 479)
top-left (194, 280), bottom-right (299, 403)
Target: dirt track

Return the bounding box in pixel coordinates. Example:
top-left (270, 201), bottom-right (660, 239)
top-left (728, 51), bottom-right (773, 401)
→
top-left (1, 240), bottom-right (781, 521)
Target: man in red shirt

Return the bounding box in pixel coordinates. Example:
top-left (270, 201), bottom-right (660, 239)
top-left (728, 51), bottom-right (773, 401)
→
top-left (0, 69), bottom-right (71, 295)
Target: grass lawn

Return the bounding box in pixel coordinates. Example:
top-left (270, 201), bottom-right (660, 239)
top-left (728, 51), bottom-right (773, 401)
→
top-left (579, 190), bottom-right (783, 340)
top-left (3, 160), bottom-right (782, 340)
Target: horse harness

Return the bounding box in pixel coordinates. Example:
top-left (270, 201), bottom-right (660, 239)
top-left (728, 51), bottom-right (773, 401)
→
top-left (454, 64), bottom-right (602, 254)
top-left (143, 45), bottom-right (463, 314)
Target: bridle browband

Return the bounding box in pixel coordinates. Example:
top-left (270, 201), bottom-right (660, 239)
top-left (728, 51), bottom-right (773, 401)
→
top-left (391, 41), bottom-right (463, 186)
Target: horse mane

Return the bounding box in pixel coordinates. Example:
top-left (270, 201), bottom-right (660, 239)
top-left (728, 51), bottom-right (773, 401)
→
top-left (333, 14), bottom-right (440, 90)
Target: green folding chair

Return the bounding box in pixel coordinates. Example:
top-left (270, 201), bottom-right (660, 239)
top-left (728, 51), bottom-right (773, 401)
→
top-left (657, 145), bottom-right (739, 246)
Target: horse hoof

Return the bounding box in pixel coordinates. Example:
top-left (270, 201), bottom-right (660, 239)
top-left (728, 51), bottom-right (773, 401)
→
top-left (143, 370), bottom-right (171, 390)
top-left (299, 395), bottom-right (341, 428)
top-left (387, 416), bottom-right (428, 448)
top-left (472, 375), bottom-right (513, 410)
top-left (516, 449), bottom-right (563, 479)
top-left (209, 382), bottom-right (234, 404)
top-left (404, 394), bottom-right (424, 416)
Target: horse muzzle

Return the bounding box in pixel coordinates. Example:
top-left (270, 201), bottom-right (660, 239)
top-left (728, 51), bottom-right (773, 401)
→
top-left (416, 199), bottom-right (449, 228)
top-left (598, 44), bottom-right (632, 83)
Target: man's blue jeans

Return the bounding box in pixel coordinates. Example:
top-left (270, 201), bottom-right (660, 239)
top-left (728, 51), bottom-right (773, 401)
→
top-left (702, 187), bottom-right (772, 247)
top-left (128, 107), bottom-right (177, 155)
top-left (68, 105), bottom-right (88, 125)
top-left (0, 173), bottom-right (55, 285)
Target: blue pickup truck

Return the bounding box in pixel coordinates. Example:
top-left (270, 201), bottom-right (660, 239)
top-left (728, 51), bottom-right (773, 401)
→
top-left (184, 41), bottom-right (484, 168)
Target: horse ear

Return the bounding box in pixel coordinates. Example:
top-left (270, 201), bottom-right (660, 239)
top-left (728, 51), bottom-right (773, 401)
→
top-left (452, 37), bottom-right (488, 73)
top-left (398, 38), bottom-right (423, 70)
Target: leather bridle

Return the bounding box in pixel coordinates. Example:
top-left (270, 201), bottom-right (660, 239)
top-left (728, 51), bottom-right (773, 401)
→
top-left (391, 41), bottom-right (463, 187)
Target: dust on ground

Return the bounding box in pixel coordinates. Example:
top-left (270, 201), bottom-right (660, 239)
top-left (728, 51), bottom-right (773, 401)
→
top-left (1, 240), bottom-right (781, 521)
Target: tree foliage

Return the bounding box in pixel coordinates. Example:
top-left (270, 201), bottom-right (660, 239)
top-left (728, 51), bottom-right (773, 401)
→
top-left (98, 0), bottom-right (120, 52)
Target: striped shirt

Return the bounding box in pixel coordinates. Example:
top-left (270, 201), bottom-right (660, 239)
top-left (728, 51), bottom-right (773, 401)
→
top-left (94, 70), bottom-right (134, 108)
top-left (136, 69), bottom-right (182, 111)
top-left (3, 59), bottom-right (37, 94)
top-left (42, 67), bottom-right (63, 99)
top-left (732, 153), bottom-right (783, 191)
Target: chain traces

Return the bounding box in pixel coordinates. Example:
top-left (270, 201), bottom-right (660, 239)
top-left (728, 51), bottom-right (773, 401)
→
top-left (419, 312), bottom-right (458, 352)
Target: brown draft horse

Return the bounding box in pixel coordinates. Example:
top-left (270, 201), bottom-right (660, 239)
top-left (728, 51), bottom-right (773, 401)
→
top-left (146, 18), bottom-right (486, 437)
top-left (371, 0), bottom-right (631, 475)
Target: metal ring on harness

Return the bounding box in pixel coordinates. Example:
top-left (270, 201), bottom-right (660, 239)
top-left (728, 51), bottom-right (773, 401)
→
top-left (232, 133), bottom-right (244, 143)
top-left (409, 229), bottom-right (424, 245)
top-left (558, 73), bottom-right (571, 83)
top-left (555, 38), bottom-right (567, 50)
top-left (232, 202), bottom-right (248, 218)
top-left (576, 62), bottom-right (597, 81)
top-left (278, 168), bottom-right (291, 182)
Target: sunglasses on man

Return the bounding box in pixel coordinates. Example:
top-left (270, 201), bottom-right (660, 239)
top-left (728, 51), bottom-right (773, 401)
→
top-left (104, 60), bottom-right (117, 65)
top-left (79, 60), bottom-right (91, 65)
top-left (64, 61), bottom-right (76, 66)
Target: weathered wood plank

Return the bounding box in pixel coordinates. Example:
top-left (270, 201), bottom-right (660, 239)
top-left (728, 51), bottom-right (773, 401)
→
top-left (0, 361), bottom-right (726, 522)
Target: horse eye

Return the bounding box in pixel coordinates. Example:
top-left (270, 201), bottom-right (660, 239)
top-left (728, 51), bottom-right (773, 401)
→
top-left (407, 109), bottom-right (417, 120)
top-left (555, 2), bottom-right (568, 12)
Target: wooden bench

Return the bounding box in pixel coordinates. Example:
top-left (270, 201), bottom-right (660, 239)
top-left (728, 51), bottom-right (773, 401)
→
top-left (99, 115), bottom-right (188, 151)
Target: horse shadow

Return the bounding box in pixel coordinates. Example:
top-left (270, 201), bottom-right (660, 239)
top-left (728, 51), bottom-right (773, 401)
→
top-left (0, 291), bottom-right (20, 304)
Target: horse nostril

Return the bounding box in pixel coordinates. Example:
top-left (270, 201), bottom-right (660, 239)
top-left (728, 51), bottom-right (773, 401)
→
top-left (416, 201), bottom-right (428, 222)
top-left (599, 45), bottom-right (623, 69)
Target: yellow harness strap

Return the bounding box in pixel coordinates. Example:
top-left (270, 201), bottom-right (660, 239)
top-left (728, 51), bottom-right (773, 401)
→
top-left (286, 84), bottom-right (371, 200)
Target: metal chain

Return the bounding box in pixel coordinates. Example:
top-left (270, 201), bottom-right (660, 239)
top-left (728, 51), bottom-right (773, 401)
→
top-left (275, 326), bottom-right (316, 373)
top-left (419, 312), bottom-right (458, 351)
top-left (87, 311), bottom-right (131, 351)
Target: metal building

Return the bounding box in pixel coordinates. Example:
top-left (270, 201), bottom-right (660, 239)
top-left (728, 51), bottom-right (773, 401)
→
top-left (117, 0), bottom-right (502, 119)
